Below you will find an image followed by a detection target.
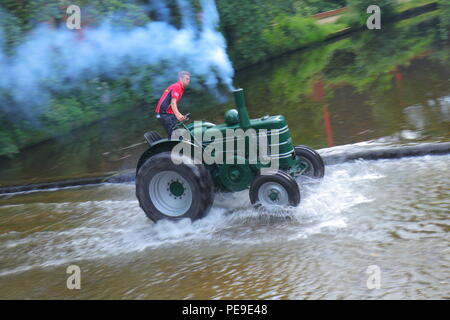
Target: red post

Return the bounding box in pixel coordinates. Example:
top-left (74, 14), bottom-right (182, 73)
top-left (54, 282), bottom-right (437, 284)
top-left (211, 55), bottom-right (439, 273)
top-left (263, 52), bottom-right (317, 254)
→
top-left (322, 104), bottom-right (334, 147)
top-left (312, 78), bottom-right (334, 147)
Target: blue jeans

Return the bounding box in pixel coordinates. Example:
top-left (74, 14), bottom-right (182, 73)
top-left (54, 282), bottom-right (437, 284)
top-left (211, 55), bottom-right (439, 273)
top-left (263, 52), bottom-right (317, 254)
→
top-left (158, 113), bottom-right (178, 138)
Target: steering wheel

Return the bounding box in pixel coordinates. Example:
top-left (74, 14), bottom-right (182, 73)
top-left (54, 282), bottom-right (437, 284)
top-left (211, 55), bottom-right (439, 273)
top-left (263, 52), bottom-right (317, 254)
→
top-left (172, 113), bottom-right (191, 130)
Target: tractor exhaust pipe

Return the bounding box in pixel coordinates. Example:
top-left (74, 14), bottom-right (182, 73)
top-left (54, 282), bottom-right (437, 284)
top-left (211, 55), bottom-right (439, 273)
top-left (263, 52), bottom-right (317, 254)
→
top-left (233, 88), bottom-right (251, 128)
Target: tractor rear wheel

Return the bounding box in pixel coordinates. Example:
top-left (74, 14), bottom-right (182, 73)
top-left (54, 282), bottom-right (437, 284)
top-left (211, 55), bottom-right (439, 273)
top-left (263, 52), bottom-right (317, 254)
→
top-left (294, 145), bottom-right (325, 179)
top-left (249, 171), bottom-right (300, 208)
top-left (136, 152), bottom-right (215, 222)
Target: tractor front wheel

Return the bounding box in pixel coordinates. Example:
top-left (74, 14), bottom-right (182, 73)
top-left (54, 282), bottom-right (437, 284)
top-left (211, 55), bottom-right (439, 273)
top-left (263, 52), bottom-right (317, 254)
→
top-left (136, 152), bottom-right (215, 222)
top-left (295, 145), bottom-right (325, 179)
top-left (249, 171), bottom-right (300, 208)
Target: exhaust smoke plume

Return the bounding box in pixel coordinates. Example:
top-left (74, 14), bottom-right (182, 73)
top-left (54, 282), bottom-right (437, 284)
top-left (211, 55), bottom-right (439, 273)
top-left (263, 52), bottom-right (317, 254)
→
top-left (0, 0), bottom-right (235, 119)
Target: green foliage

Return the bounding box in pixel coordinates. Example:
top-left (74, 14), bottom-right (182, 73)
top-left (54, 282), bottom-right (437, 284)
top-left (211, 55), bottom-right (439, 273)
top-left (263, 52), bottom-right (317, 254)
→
top-left (216, 0), bottom-right (346, 68)
top-left (262, 15), bottom-right (345, 55)
top-left (0, 117), bottom-right (19, 157)
top-left (0, 0), bottom-right (444, 157)
top-left (291, 0), bottom-right (346, 16)
top-left (263, 16), bottom-right (324, 53)
top-left (437, 0), bottom-right (450, 40)
top-left (215, 1), bottom-right (278, 68)
top-left (397, 0), bottom-right (436, 12)
top-left (0, 7), bottom-right (23, 53)
top-left (339, 0), bottom-right (396, 28)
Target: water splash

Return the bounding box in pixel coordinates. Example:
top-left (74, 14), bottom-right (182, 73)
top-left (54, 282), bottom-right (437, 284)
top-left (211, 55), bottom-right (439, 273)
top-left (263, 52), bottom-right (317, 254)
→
top-left (0, 159), bottom-right (381, 276)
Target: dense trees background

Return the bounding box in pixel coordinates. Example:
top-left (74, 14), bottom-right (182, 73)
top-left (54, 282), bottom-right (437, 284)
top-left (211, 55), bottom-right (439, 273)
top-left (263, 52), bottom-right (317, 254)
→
top-left (0, 0), bottom-right (447, 157)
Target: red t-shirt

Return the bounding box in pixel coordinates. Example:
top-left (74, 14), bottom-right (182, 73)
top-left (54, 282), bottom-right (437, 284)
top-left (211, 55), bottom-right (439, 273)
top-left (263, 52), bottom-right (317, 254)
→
top-left (155, 81), bottom-right (185, 114)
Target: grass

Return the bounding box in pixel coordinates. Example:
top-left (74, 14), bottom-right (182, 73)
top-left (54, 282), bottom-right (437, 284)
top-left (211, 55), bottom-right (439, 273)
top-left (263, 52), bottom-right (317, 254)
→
top-left (395, 9), bottom-right (440, 28)
top-left (396, 0), bottom-right (437, 13)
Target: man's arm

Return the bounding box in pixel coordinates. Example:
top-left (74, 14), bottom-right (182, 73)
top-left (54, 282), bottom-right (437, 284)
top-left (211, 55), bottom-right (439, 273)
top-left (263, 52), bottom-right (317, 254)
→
top-left (171, 98), bottom-right (185, 121)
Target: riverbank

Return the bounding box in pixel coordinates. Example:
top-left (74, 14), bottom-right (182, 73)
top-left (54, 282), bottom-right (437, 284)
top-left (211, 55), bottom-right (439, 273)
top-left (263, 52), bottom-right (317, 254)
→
top-left (1, 142), bottom-right (449, 195)
top-left (234, 0), bottom-right (441, 71)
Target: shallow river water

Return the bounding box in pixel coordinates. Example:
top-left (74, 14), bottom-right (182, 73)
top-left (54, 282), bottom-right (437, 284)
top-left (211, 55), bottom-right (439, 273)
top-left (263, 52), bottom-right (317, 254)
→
top-left (0, 15), bottom-right (449, 299)
top-left (0, 153), bottom-right (449, 299)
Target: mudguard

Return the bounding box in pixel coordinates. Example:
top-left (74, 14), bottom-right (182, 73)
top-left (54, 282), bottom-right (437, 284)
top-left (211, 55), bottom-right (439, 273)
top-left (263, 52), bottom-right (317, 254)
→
top-left (135, 139), bottom-right (200, 176)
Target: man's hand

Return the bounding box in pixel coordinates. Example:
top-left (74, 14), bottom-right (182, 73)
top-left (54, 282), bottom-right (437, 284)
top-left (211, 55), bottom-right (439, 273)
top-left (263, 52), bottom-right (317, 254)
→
top-left (171, 99), bottom-right (186, 122)
top-left (175, 113), bottom-right (186, 122)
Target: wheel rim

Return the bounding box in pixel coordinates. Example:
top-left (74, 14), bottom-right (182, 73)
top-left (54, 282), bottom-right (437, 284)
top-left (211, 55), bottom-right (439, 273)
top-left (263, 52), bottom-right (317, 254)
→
top-left (257, 182), bottom-right (289, 206)
top-left (149, 171), bottom-right (193, 217)
top-left (297, 156), bottom-right (315, 177)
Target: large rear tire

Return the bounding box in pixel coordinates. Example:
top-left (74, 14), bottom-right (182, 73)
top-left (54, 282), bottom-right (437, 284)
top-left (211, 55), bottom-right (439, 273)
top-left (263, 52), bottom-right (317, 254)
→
top-left (136, 152), bottom-right (215, 222)
top-left (249, 171), bottom-right (300, 208)
top-left (295, 145), bottom-right (325, 179)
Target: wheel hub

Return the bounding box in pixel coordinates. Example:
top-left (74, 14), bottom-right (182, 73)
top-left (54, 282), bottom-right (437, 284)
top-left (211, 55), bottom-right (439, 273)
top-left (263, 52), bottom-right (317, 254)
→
top-left (297, 156), bottom-right (313, 177)
top-left (229, 167), bottom-right (241, 181)
top-left (168, 179), bottom-right (185, 198)
top-left (149, 171), bottom-right (192, 217)
top-left (258, 182), bottom-right (289, 206)
top-left (268, 189), bottom-right (280, 202)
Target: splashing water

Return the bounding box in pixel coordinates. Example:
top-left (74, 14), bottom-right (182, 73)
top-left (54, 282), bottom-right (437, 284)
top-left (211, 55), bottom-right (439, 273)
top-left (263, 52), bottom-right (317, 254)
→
top-left (0, 157), bottom-right (381, 276)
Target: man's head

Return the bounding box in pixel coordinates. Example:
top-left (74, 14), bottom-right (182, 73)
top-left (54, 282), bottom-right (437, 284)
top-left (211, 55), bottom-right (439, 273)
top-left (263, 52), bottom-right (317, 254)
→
top-left (178, 71), bottom-right (191, 88)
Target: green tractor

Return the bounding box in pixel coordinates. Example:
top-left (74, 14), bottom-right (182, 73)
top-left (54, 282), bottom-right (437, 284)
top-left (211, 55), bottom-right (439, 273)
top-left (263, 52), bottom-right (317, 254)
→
top-left (136, 88), bottom-right (324, 222)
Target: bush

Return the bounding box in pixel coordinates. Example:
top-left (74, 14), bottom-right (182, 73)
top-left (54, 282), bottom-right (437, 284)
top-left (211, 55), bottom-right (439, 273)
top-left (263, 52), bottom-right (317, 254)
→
top-left (216, 0), bottom-right (348, 68)
top-left (341, 0), bottom-right (396, 28)
top-left (262, 15), bottom-right (335, 55)
top-left (437, 0), bottom-right (450, 40)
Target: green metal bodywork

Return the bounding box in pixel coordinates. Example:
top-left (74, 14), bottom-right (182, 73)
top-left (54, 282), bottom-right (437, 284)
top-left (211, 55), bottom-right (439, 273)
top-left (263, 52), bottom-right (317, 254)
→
top-left (137, 89), bottom-right (303, 192)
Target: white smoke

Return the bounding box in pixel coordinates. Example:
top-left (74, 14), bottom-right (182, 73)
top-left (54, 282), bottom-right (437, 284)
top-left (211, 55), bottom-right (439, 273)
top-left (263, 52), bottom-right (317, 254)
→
top-left (0, 0), bottom-right (235, 117)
